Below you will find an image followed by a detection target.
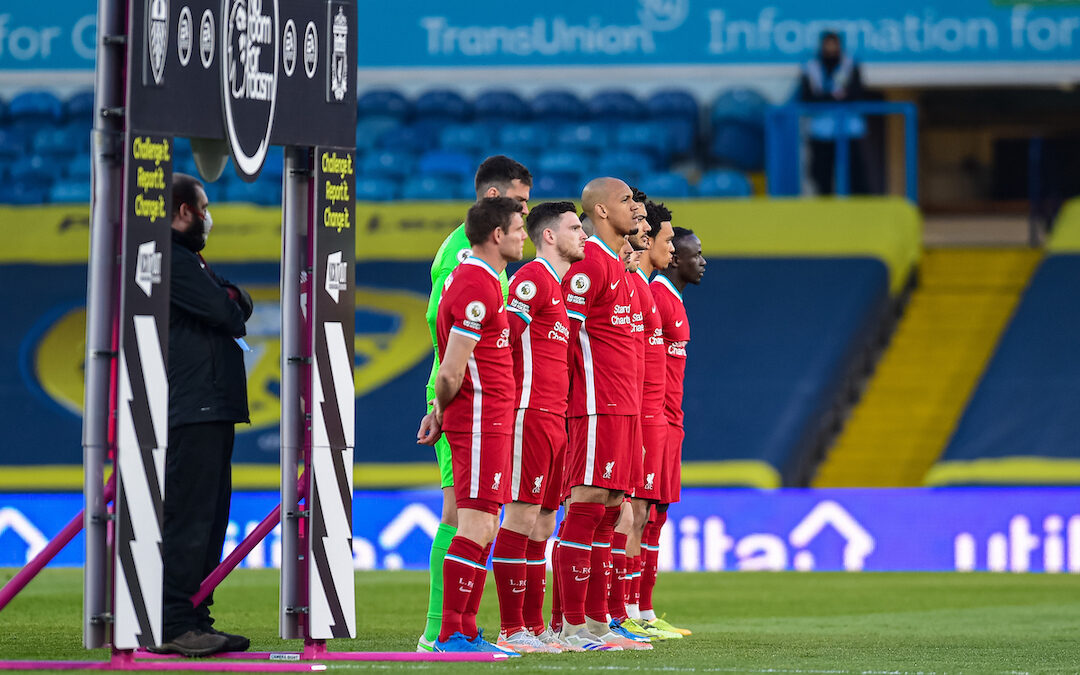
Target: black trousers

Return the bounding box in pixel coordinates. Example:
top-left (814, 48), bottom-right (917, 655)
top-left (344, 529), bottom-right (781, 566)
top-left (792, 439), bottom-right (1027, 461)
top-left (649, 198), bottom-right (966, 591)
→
top-left (809, 139), bottom-right (869, 196)
top-left (162, 421), bottom-right (235, 640)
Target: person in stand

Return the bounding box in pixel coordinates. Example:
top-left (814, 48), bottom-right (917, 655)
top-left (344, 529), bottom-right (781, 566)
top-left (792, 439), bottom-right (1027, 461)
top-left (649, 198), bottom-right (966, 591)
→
top-left (153, 173), bottom-right (252, 657)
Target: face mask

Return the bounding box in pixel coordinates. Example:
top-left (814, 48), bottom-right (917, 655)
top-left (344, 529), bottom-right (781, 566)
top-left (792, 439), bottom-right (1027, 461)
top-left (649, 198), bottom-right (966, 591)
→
top-left (200, 209), bottom-right (213, 242)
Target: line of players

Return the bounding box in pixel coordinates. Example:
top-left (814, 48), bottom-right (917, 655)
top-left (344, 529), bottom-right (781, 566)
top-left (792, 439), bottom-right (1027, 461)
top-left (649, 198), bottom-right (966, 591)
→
top-left (416, 156), bottom-right (705, 654)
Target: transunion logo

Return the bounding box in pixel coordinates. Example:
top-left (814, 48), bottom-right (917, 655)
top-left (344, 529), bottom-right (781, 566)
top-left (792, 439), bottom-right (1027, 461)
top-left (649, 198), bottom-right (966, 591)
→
top-left (222, 0), bottom-right (279, 180)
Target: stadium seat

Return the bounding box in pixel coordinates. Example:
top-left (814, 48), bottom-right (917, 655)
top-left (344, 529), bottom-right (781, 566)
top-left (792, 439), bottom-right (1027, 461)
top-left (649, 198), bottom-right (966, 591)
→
top-left (0, 177), bottom-right (50, 204)
top-left (201, 178), bottom-right (228, 203)
top-left (355, 176), bottom-right (400, 201)
top-left (10, 155), bottom-right (54, 184)
top-left (261, 146), bottom-right (285, 180)
top-left (497, 123), bottom-right (553, 153)
top-left (645, 89), bottom-right (699, 123)
top-left (587, 89), bottom-right (646, 120)
top-left (64, 90), bottom-right (97, 125)
top-left (32, 125), bottom-right (90, 158)
top-left (400, 175), bottom-right (459, 200)
top-left (537, 148), bottom-right (590, 176)
top-left (438, 124), bottom-right (494, 155)
top-left (710, 123), bottom-right (765, 171)
top-left (555, 123), bottom-right (611, 153)
top-left (593, 149), bottom-right (656, 185)
top-left (361, 150), bottom-right (415, 178)
top-left (711, 87), bottom-right (769, 128)
top-left (659, 118), bottom-right (696, 156)
top-left (614, 121), bottom-right (670, 161)
top-left (696, 169), bottom-right (753, 198)
top-left (65, 154), bottom-right (92, 181)
top-left (357, 89), bottom-right (412, 119)
top-left (414, 89), bottom-right (471, 121)
top-left (530, 90), bottom-right (586, 121)
top-left (7, 90), bottom-right (64, 129)
top-left (226, 177), bottom-right (281, 205)
top-left (478, 148), bottom-right (536, 173)
top-left (0, 129), bottom-right (26, 159)
top-left (474, 89), bottom-right (529, 122)
top-left (172, 154), bottom-right (199, 177)
top-left (356, 116), bottom-right (401, 153)
top-left (530, 173), bottom-right (580, 199)
top-left (637, 171), bottom-right (691, 197)
top-left (417, 150), bottom-right (474, 179)
top-left (48, 180), bottom-right (92, 203)
top-left (375, 124), bottom-right (432, 153)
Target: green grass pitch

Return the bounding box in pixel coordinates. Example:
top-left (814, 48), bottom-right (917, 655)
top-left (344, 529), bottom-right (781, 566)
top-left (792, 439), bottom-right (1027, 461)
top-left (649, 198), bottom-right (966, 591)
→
top-left (1, 569), bottom-right (1078, 673)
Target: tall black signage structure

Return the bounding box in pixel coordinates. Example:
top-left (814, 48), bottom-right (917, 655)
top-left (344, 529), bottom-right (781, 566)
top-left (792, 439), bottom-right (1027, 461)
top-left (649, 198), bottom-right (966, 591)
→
top-left (83, 0), bottom-right (357, 656)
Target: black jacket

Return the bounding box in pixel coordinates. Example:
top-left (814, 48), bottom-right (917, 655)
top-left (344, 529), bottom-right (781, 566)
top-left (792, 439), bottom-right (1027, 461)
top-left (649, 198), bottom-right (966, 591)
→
top-left (167, 230), bottom-right (253, 429)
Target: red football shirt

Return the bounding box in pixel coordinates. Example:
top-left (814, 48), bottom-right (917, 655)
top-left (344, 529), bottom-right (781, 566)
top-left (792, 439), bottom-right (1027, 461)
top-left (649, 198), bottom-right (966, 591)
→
top-left (563, 237), bottom-right (637, 417)
top-left (507, 257), bottom-right (570, 416)
top-left (628, 269), bottom-right (646, 412)
top-left (436, 257), bottom-right (514, 434)
top-left (635, 269), bottom-right (666, 423)
top-left (650, 274), bottom-right (690, 428)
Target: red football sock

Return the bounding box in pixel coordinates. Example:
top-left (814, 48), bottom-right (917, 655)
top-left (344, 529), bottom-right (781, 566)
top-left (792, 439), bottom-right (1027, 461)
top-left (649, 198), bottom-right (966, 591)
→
top-left (629, 555), bottom-right (642, 608)
top-left (493, 528), bottom-right (529, 635)
top-left (556, 501), bottom-right (604, 626)
top-left (439, 536), bottom-right (485, 642)
top-left (608, 532), bottom-right (628, 622)
top-left (639, 522), bottom-right (659, 613)
top-left (585, 506), bottom-right (619, 624)
top-left (461, 543), bottom-right (491, 639)
top-left (550, 522), bottom-right (565, 632)
top-left (522, 538), bottom-right (549, 635)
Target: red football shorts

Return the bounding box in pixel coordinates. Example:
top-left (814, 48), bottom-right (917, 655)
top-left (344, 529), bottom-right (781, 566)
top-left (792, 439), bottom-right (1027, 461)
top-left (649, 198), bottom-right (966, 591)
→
top-left (661, 424), bottom-right (684, 504)
top-left (564, 414), bottom-right (635, 493)
top-left (628, 418), bottom-right (644, 497)
top-left (638, 422), bottom-right (667, 501)
top-left (509, 408), bottom-right (567, 510)
top-left (445, 430), bottom-right (511, 507)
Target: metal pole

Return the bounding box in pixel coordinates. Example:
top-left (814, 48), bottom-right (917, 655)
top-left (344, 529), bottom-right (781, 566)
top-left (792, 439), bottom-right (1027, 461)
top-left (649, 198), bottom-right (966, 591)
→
top-left (83, 0), bottom-right (127, 649)
top-left (834, 108), bottom-right (850, 197)
top-left (904, 103), bottom-right (919, 205)
top-left (280, 146), bottom-right (310, 639)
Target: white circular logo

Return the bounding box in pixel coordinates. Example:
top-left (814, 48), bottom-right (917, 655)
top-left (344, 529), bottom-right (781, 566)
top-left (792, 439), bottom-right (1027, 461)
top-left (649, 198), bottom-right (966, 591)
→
top-left (282, 19), bottom-right (297, 77)
top-left (222, 0), bottom-right (279, 179)
top-left (515, 281), bottom-right (536, 301)
top-left (571, 273), bottom-right (591, 294)
top-left (303, 21), bottom-right (318, 79)
top-left (199, 9), bottom-right (215, 69)
top-left (466, 301), bottom-right (486, 322)
top-left (177, 6), bottom-right (193, 66)
top-left (456, 248), bottom-right (470, 264)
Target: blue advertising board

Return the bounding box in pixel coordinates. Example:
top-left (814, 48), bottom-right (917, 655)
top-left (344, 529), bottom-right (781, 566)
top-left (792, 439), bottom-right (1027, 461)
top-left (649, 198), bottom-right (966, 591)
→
top-left (5, 2), bottom-right (1079, 72)
top-left (3, 488), bottom-right (1078, 573)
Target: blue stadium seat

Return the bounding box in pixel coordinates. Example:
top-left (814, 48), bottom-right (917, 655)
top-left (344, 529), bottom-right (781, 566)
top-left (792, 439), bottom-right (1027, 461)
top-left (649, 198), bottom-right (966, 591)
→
top-left (361, 150), bottom-right (415, 178)
top-left (0, 129), bottom-right (27, 159)
top-left (10, 155), bottom-right (53, 184)
top-left (7, 90), bottom-right (63, 129)
top-left (260, 146), bottom-right (285, 181)
top-left (458, 176), bottom-right (478, 200)
top-left (172, 154), bottom-right (199, 177)
top-left (593, 149), bottom-right (655, 184)
top-left (33, 125), bottom-right (90, 158)
top-left (538, 149), bottom-right (590, 176)
top-left (478, 149), bottom-right (536, 175)
top-left (530, 90), bottom-right (586, 121)
top-left (645, 89), bottom-right (699, 123)
top-left (614, 121), bottom-right (670, 161)
top-left (587, 89), bottom-right (646, 120)
top-left (659, 118), bottom-right (696, 156)
top-left (375, 125), bottom-right (432, 153)
top-left (555, 123), bottom-right (610, 153)
top-left (356, 116), bottom-right (401, 153)
top-left (497, 123), bottom-right (553, 153)
top-left (226, 177), bottom-right (281, 205)
top-left (418, 150), bottom-right (474, 179)
top-left (530, 173), bottom-right (580, 199)
top-left (172, 136), bottom-right (194, 161)
top-left (400, 175), bottom-right (459, 200)
top-left (65, 154), bottom-right (92, 181)
top-left (474, 89), bottom-right (529, 122)
top-left (49, 181), bottom-right (92, 203)
top-left (438, 124), bottom-right (494, 155)
top-left (0, 177), bottom-right (50, 204)
top-left (710, 123), bottom-right (765, 171)
top-left (357, 89), bottom-right (412, 119)
top-left (414, 89), bottom-right (471, 121)
top-left (637, 171), bottom-right (690, 198)
top-left (65, 90), bottom-right (97, 125)
top-left (696, 169), bottom-right (753, 198)
top-left (711, 87), bottom-right (769, 128)
top-left (355, 176), bottom-right (400, 201)
top-left (201, 178), bottom-right (228, 203)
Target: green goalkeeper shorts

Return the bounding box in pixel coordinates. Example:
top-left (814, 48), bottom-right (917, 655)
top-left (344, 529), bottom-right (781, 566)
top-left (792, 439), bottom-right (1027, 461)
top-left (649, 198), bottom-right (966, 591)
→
top-left (426, 393), bottom-right (454, 489)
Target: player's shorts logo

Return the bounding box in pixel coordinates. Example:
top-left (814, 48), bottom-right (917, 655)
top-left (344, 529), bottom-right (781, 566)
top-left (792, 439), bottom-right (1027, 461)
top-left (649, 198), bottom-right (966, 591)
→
top-left (515, 280), bottom-right (536, 301)
top-left (465, 301), bottom-right (486, 323)
top-left (491, 472), bottom-right (502, 491)
top-left (645, 472), bottom-right (655, 491)
top-left (531, 475), bottom-right (543, 494)
top-left (570, 273), bottom-right (591, 294)
top-left (602, 460), bottom-right (615, 480)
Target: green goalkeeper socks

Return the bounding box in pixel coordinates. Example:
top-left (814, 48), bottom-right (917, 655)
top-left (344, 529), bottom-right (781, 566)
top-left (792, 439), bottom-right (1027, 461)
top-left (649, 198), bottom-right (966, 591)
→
top-left (422, 522), bottom-right (458, 643)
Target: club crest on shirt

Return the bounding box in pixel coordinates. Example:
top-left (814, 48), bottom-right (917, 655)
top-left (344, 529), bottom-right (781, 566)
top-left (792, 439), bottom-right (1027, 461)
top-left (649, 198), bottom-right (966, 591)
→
top-left (515, 280), bottom-right (536, 301)
top-left (602, 461), bottom-right (615, 479)
top-left (456, 248), bottom-right (471, 263)
top-left (570, 273), bottom-right (591, 294)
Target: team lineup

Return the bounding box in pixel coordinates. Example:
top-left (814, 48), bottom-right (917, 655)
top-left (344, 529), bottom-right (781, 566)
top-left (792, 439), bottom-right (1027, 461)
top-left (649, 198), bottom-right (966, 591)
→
top-left (415, 156), bottom-right (706, 655)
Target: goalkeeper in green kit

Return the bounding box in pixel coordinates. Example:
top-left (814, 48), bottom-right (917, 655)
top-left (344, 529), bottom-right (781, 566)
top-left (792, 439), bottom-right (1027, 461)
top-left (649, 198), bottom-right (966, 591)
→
top-left (416, 156), bottom-right (532, 652)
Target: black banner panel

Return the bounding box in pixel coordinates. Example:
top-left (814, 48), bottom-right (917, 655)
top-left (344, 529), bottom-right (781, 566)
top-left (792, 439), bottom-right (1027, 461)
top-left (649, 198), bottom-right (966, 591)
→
top-left (307, 146), bottom-right (356, 639)
top-left (114, 132), bottom-right (173, 649)
top-left (128, 0), bottom-right (358, 180)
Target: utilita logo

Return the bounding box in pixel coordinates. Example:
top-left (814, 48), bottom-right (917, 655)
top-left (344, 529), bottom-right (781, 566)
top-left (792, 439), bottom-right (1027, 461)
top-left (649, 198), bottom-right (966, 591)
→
top-left (222, 0), bottom-right (279, 179)
top-left (954, 514), bottom-right (1080, 573)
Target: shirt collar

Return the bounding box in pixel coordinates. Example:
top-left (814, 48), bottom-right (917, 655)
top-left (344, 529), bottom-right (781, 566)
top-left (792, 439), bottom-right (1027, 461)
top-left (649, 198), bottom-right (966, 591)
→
top-left (588, 235), bottom-right (620, 261)
top-left (462, 255), bottom-right (499, 281)
top-left (635, 268), bottom-right (650, 284)
top-left (653, 274), bottom-right (683, 303)
top-left (536, 257), bottom-right (562, 284)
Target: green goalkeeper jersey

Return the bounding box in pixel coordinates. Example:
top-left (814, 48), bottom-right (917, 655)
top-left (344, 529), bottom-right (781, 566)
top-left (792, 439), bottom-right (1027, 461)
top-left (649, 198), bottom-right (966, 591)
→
top-left (425, 223), bottom-right (509, 398)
